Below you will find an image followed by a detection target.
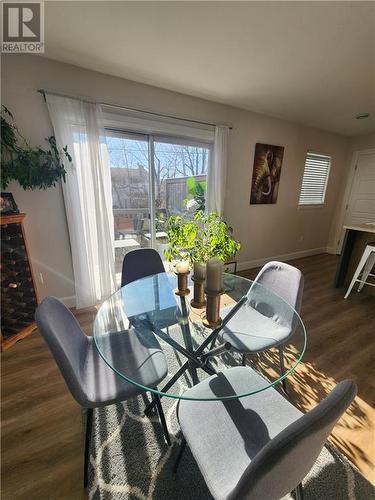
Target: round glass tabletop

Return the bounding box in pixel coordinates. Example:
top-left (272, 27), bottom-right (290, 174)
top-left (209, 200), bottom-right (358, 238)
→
top-left (94, 272), bottom-right (307, 401)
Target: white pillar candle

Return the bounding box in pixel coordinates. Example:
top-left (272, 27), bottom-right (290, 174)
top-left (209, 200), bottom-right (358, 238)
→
top-left (206, 258), bottom-right (223, 292)
top-left (193, 262), bottom-right (206, 281)
top-left (176, 260), bottom-right (190, 274)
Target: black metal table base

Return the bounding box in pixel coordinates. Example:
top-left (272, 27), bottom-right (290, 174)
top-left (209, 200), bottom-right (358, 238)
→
top-left (144, 295), bottom-right (247, 416)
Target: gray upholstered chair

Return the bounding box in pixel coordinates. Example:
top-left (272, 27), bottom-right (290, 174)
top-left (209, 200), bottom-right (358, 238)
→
top-left (35, 296), bottom-right (170, 488)
top-left (219, 261), bottom-right (304, 390)
top-left (175, 366), bottom-right (356, 500)
top-left (121, 247), bottom-right (165, 287)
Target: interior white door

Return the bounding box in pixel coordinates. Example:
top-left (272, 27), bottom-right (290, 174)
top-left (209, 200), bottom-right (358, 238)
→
top-left (344, 150), bottom-right (375, 226)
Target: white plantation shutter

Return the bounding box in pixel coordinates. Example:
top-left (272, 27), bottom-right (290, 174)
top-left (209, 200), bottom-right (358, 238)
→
top-left (299, 152), bottom-right (331, 205)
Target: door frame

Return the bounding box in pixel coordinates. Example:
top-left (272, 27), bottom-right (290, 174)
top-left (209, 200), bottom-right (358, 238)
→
top-left (334, 148), bottom-right (375, 254)
top-left (148, 134), bottom-right (156, 249)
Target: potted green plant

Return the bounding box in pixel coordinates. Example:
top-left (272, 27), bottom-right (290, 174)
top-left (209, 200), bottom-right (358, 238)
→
top-left (165, 210), bottom-right (241, 267)
top-left (185, 176), bottom-right (207, 213)
top-left (164, 213), bottom-right (199, 266)
top-left (1, 105), bottom-right (71, 191)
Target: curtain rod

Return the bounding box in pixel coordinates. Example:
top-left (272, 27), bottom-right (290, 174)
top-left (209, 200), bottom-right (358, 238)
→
top-left (37, 89), bottom-right (232, 130)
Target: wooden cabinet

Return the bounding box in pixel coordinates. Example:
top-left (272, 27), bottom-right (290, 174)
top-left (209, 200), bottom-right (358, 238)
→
top-left (1, 213), bottom-right (39, 350)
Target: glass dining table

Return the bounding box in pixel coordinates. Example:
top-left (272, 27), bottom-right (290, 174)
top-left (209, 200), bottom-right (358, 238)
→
top-left (94, 272), bottom-right (307, 406)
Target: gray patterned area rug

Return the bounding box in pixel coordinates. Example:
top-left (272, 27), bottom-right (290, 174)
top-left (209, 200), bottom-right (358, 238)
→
top-left (88, 396), bottom-right (374, 500)
top-left (88, 332), bottom-right (375, 500)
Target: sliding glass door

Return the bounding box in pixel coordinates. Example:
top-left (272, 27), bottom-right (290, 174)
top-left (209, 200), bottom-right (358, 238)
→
top-left (106, 131), bottom-right (151, 275)
top-left (106, 130), bottom-right (211, 275)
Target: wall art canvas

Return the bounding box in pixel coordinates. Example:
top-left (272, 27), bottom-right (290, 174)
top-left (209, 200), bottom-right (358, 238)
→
top-left (250, 143), bottom-right (284, 204)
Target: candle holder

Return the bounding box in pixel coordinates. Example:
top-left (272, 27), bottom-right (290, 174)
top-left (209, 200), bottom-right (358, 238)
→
top-left (202, 288), bottom-right (224, 328)
top-left (175, 271), bottom-right (190, 296)
top-left (190, 276), bottom-right (206, 309)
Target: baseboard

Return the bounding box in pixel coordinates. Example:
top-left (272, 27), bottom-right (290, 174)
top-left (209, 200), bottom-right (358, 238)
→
top-left (58, 295), bottom-right (76, 308)
top-left (58, 248), bottom-right (333, 304)
top-left (326, 246), bottom-right (339, 255)
top-left (237, 247), bottom-right (329, 272)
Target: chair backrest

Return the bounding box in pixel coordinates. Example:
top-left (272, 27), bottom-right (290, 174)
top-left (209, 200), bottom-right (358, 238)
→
top-left (236, 380), bottom-right (357, 500)
top-left (121, 248), bottom-right (165, 287)
top-left (252, 261), bottom-right (304, 313)
top-left (35, 296), bottom-right (89, 406)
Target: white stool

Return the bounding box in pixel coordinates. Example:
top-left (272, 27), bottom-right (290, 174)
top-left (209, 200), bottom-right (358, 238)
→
top-left (344, 243), bottom-right (375, 299)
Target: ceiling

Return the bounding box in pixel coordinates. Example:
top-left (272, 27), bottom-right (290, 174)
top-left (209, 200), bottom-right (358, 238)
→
top-left (43, 1), bottom-right (375, 136)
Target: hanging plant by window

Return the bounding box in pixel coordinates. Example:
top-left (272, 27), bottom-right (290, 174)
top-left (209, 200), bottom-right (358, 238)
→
top-left (1, 105), bottom-right (72, 190)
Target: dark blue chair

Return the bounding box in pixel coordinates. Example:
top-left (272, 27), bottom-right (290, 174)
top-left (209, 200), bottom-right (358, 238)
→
top-left (121, 248), bottom-right (165, 287)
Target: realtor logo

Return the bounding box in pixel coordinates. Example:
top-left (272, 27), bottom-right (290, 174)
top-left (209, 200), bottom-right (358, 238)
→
top-left (2, 1), bottom-right (44, 53)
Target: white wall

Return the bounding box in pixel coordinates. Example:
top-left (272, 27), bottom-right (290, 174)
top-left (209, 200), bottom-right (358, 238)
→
top-left (328, 132), bottom-right (375, 252)
top-left (2, 55), bottom-right (349, 303)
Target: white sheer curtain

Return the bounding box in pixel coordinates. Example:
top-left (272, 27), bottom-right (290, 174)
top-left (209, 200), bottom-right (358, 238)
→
top-left (46, 95), bottom-right (115, 308)
top-left (207, 125), bottom-right (229, 215)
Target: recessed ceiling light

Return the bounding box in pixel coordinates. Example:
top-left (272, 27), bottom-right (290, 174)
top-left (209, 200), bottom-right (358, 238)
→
top-left (355, 113), bottom-right (370, 120)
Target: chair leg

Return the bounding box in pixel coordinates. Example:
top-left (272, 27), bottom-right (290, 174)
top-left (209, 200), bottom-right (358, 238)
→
top-left (173, 438), bottom-right (187, 473)
top-left (241, 353), bottom-right (247, 366)
top-left (152, 392), bottom-right (171, 446)
top-left (83, 408), bottom-right (93, 488)
top-left (295, 482), bottom-right (304, 500)
top-left (357, 251), bottom-right (375, 292)
top-left (344, 248), bottom-right (370, 298)
top-left (279, 346), bottom-right (288, 395)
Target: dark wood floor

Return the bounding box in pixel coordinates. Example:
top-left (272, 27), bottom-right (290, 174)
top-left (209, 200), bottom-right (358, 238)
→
top-left (2, 254), bottom-right (374, 499)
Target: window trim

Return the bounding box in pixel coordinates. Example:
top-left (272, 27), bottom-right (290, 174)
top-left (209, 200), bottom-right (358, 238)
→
top-left (102, 106), bottom-right (215, 145)
top-left (105, 126), bottom-right (213, 150)
top-left (298, 150), bottom-right (332, 207)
